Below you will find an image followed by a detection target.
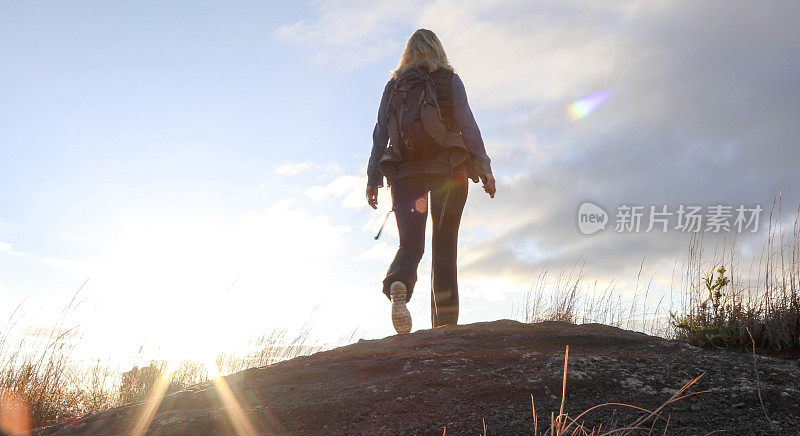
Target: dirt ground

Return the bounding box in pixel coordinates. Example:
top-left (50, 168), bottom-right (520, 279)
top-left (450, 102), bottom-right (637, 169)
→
top-left (37, 320), bottom-right (800, 435)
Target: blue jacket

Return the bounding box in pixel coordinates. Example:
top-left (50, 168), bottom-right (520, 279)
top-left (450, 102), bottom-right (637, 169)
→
top-left (367, 72), bottom-right (492, 187)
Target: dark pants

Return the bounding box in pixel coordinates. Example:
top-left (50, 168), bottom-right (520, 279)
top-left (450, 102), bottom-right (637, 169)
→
top-left (382, 172), bottom-right (468, 327)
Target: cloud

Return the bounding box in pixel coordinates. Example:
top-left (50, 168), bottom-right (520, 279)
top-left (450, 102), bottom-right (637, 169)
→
top-left (0, 241), bottom-right (24, 257)
top-left (33, 196), bottom-right (357, 357)
top-left (275, 161), bottom-right (316, 176)
top-left (274, 0), bottom-right (658, 106)
top-left (274, 161), bottom-right (343, 177)
top-left (356, 240), bottom-right (395, 263)
top-left (273, 0), bottom-right (424, 71)
top-left (306, 174), bottom-right (366, 209)
top-left (279, 0), bottom-right (800, 298)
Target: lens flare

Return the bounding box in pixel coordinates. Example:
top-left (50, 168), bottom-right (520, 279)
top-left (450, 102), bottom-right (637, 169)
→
top-left (206, 358), bottom-right (221, 380)
top-left (0, 391), bottom-right (31, 435)
top-left (414, 196), bottom-right (428, 213)
top-left (567, 91), bottom-right (612, 120)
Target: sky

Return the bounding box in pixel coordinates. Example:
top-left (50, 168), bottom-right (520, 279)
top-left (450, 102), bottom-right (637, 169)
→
top-left (1, 1), bottom-right (799, 366)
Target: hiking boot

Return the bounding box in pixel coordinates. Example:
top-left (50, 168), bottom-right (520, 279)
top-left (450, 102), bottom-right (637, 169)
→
top-left (389, 281), bottom-right (411, 334)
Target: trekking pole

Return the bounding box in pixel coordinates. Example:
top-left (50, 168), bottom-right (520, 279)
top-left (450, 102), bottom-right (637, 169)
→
top-left (374, 209), bottom-right (393, 240)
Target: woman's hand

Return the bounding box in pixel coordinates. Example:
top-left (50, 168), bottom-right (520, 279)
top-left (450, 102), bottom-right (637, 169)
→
top-left (366, 186), bottom-right (379, 209)
top-left (480, 174), bottom-right (496, 198)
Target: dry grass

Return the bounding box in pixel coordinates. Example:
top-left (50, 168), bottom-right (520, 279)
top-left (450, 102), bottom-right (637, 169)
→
top-left (518, 258), bottom-right (668, 337)
top-left (444, 345), bottom-right (706, 435)
top-left (4, 192), bottom-right (799, 431)
top-left (0, 288), bottom-right (88, 427)
top-left (0, 302), bottom-right (324, 430)
top-left (672, 192), bottom-right (800, 355)
top-left (520, 192), bottom-right (800, 356)
top-left (545, 350), bottom-right (705, 436)
top-left (215, 325), bottom-right (322, 375)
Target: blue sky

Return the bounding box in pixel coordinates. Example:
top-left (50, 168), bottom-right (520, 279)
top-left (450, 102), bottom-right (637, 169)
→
top-left (2, 1), bottom-right (799, 365)
top-left (1, 1), bottom-right (450, 362)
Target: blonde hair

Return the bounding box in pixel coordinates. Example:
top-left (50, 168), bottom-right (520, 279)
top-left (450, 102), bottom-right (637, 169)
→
top-left (391, 29), bottom-right (453, 79)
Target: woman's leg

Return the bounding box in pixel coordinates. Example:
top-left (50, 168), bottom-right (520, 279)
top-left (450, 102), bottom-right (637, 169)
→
top-left (429, 173), bottom-right (468, 327)
top-left (383, 176), bottom-right (428, 302)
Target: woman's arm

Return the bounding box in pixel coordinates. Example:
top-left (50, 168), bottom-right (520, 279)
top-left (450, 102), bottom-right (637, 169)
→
top-left (451, 74), bottom-right (492, 177)
top-left (367, 79), bottom-right (394, 188)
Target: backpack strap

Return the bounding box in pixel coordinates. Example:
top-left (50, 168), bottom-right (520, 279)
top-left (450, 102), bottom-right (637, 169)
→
top-left (431, 68), bottom-right (456, 131)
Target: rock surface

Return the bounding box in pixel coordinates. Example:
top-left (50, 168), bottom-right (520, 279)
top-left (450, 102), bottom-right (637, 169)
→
top-left (37, 320), bottom-right (800, 435)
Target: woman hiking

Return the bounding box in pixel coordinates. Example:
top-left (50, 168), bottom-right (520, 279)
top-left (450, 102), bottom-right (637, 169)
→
top-left (366, 29), bottom-right (495, 334)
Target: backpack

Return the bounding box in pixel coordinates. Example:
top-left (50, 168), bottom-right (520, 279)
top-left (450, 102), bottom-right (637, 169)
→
top-left (385, 66), bottom-right (448, 162)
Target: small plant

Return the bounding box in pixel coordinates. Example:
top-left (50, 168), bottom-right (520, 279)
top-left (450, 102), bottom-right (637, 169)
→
top-left (670, 265), bottom-right (744, 349)
top-left (670, 192), bottom-right (800, 355)
top-left (703, 265), bottom-right (730, 319)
